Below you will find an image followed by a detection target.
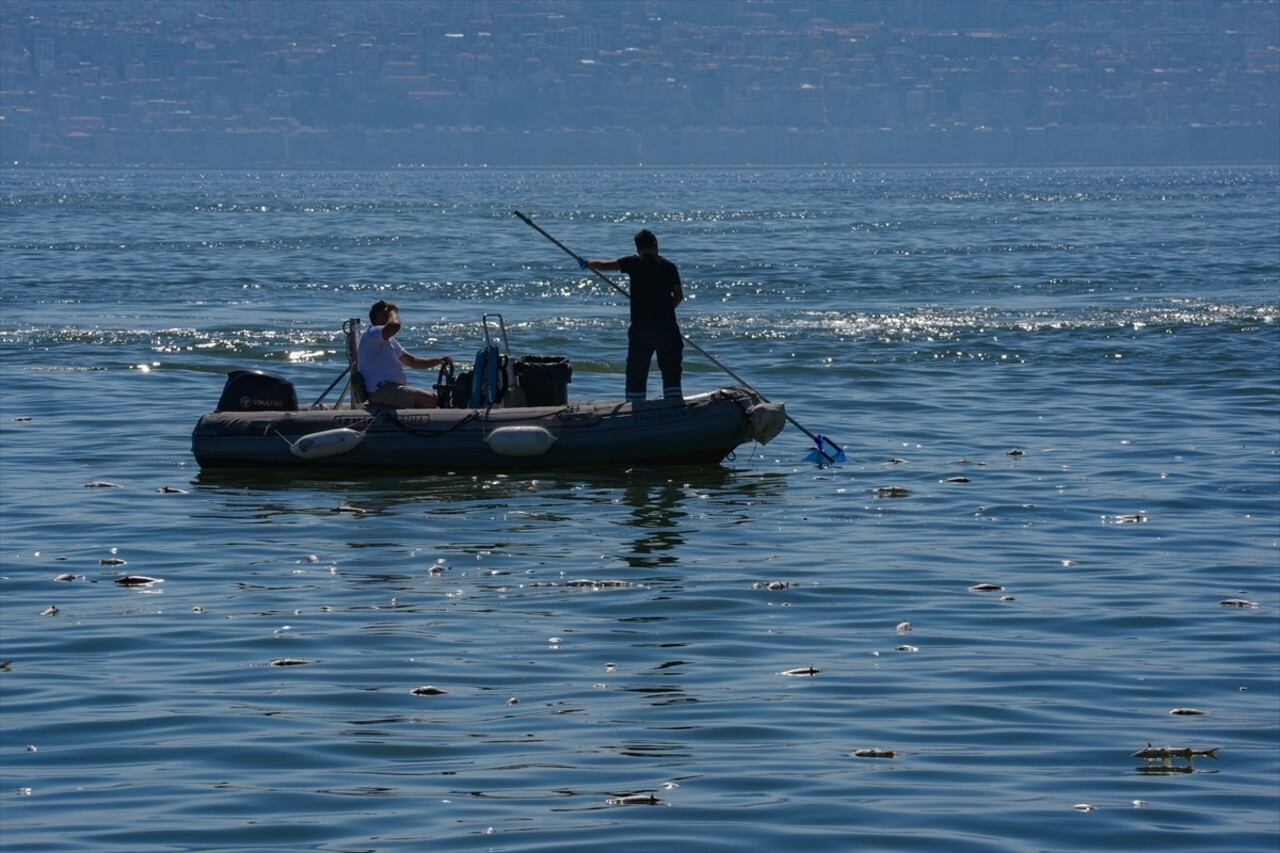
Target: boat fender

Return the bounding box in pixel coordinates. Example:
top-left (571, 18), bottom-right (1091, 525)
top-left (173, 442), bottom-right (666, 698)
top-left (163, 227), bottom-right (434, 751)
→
top-left (290, 427), bottom-right (365, 459)
top-left (484, 426), bottom-right (556, 457)
top-left (748, 403), bottom-right (786, 445)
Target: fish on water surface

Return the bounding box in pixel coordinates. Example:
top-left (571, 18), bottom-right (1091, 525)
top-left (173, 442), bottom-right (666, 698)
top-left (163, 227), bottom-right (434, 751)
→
top-left (1131, 744), bottom-right (1220, 761)
top-left (851, 748), bottom-right (897, 758)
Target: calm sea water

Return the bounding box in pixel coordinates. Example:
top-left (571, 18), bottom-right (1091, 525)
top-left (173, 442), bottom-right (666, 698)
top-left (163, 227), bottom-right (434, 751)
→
top-left (1, 167), bottom-right (1277, 853)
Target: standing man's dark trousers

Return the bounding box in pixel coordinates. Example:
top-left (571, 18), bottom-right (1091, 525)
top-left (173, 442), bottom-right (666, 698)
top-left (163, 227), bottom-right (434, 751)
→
top-left (626, 325), bottom-right (684, 402)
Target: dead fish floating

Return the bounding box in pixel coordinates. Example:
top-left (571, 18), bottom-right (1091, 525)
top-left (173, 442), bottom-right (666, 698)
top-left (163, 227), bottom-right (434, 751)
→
top-left (782, 666), bottom-right (821, 676)
top-left (1106, 512), bottom-right (1149, 523)
top-left (270, 658), bottom-right (312, 667)
top-left (156, 486), bottom-right (188, 494)
top-left (85, 480), bottom-right (123, 489)
top-left (942, 476), bottom-right (972, 484)
top-left (606, 793), bottom-right (662, 806)
top-left (564, 578), bottom-right (637, 589)
top-left (114, 575), bottom-right (161, 587)
top-left (1169, 707), bottom-right (1209, 716)
top-left (40, 605), bottom-right (58, 617)
top-left (752, 581), bottom-right (791, 590)
top-left (969, 583), bottom-right (1004, 592)
top-left (1219, 598), bottom-right (1257, 608)
top-left (850, 748), bottom-right (897, 759)
top-left (1132, 744), bottom-right (1220, 761)
top-left (410, 685), bottom-right (449, 696)
top-left (99, 557), bottom-right (127, 566)
top-left (873, 486), bottom-right (911, 498)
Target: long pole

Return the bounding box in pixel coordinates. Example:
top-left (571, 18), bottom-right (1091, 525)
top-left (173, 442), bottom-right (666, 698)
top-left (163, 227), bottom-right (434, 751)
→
top-left (514, 210), bottom-right (844, 462)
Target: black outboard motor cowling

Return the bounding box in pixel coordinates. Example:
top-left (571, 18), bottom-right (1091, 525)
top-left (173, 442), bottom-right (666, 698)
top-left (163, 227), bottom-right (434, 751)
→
top-left (216, 369), bottom-right (299, 412)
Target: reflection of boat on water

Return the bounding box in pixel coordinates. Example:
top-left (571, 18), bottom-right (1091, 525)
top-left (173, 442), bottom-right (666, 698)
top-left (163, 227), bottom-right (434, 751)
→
top-left (191, 458), bottom-right (789, 502)
top-left (191, 316), bottom-right (786, 472)
top-left (190, 465), bottom-right (790, 562)
top-left (620, 477), bottom-right (689, 568)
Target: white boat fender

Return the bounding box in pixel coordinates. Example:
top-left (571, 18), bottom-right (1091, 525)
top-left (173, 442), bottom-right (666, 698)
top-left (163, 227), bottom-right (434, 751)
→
top-left (748, 403), bottom-right (786, 445)
top-left (289, 427), bottom-right (365, 459)
top-left (484, 426), bottom-right (556, 457)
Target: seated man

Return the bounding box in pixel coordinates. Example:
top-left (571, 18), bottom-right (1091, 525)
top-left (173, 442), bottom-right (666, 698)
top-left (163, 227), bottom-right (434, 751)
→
top-left (357, 299), bottom-right (451, 408)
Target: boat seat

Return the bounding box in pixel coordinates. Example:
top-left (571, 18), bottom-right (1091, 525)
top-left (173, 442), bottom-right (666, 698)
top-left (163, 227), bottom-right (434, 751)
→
top-left (350, 367), bottom-right (369, 405)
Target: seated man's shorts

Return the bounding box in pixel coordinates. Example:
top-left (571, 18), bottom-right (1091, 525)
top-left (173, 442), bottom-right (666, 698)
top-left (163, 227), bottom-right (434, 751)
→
top-left (368, 381), bottom-right (427, 408)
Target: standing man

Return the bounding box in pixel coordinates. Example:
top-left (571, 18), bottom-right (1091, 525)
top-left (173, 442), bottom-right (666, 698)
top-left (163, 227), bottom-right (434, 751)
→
top-left (580, 229), bottom-right (684, 403)
top-left (357, 299), bottom-right (451, 408)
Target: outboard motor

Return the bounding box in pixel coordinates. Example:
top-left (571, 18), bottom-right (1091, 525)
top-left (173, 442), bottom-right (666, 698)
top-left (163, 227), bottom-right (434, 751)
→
top-left (216, 369), bottom-right (299, 412)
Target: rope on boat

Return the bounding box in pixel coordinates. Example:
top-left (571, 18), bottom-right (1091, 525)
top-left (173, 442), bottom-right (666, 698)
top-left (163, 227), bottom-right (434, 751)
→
top-left (383, 409), bottom-right (482, 438)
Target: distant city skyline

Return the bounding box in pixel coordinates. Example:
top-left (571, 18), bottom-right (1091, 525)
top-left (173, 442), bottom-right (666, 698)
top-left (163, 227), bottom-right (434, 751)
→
top-left (1, 0), bottom-right (1276, 167)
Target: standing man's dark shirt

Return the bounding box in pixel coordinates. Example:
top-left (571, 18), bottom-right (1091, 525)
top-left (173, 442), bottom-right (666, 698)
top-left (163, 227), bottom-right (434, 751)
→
top-left (619, 253), bottom-right (682, 330)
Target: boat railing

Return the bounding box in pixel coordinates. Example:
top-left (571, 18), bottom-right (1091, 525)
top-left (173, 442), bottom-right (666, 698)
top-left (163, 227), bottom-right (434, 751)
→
top-left (482, 313), bottom-right (525, 408)
top-left (342, 317), bottom-right (368, 409)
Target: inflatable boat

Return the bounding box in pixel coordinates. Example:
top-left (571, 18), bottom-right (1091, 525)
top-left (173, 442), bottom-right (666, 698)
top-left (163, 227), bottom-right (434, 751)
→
top-left (191, 316), bottom-right (786, 471)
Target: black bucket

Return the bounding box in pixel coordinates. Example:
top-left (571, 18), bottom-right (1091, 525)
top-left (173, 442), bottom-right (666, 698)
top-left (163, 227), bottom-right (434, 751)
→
top-left (515, 356), bottom-right (572, 406)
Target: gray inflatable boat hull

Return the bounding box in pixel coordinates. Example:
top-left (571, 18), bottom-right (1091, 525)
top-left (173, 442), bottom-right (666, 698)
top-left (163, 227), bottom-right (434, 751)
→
top-left (192, 387), bottom-right (783, 471)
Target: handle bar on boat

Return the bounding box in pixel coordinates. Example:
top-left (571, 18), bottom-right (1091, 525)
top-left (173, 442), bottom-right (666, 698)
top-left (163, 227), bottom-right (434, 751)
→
top-left (513, 210), bottom-right (844, 463)
top-left (310, 363), bottom-right (351, 409)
